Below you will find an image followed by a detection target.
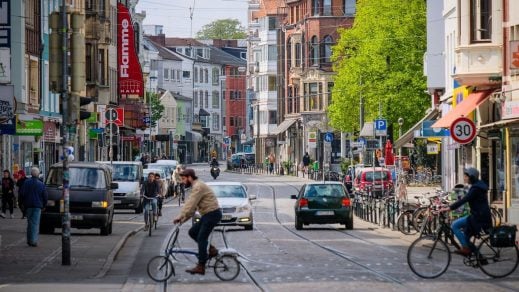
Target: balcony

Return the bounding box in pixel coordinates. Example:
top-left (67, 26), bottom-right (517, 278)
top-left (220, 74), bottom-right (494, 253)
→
top-left (454, 43), bottom-right (502, 86)
top-left (248, 0), bottom-right (260, 10)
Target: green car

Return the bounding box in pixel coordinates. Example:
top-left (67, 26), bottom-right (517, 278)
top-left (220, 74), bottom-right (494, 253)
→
top-left (291, 182), bottom-right (353, 230)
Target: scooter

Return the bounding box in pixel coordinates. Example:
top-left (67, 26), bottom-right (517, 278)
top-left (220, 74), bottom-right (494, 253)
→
top-left (210, 166), bottom-right (220, 179)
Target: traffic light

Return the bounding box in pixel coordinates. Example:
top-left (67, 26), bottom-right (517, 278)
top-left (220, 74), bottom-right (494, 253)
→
top-left (49, 12), bottom-right (62, 92)
top-left (79, 97), bottom-right (93, 120)
top-left (70, 12), bottom-right (85, 93)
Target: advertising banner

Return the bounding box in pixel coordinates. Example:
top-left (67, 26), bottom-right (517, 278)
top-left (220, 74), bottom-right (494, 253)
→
top-left (0, 85), bottom-right (15, 135)
top-left (16, 115), bottom-right (43, 136)
top-left (308, 131), bottom-right (317, 148)
top-left (117, 3), bottom-right (144, 96)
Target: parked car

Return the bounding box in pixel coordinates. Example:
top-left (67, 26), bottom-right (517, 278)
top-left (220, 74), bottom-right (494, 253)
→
top-left (193, 182), bottom-right (256, 230)
top-left (97, 161), bottom-right (143, 213)
top-left (291, 182), bottom-right (353, 230)
top-left (41, 162), bottom-right (118, 235)
top-left (353, 167), bottom-right (394, 198)
top-left (230, 152), bottom-right (255, 168)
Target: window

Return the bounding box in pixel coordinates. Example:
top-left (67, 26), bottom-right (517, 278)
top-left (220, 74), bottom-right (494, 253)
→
top-left (201, 116), bottom-right (209, 128)
top-left (204, 69), bottom-right (209, 83)
top-left (177, 70), bottom-right (181, 81)
top-left (230, 117), bottom-right (235, 127)
top-left (322, 35), bottom-right (333, 63)
top-left (295, 43), bottom-right (301, 67)
top-left (98, 49), bottom-right (107, 86)
top-left (318, 83), bottom-right (323, 110)
top-left (197, 48), bottom-right (203, 58)
top-left (185, 47), bottom-right (192, 56)
top-left (182, 71), bottom-right (190, 78)
top-left (471, 0), bottom-right (491, 42)
top-left (310, 36), bottom-right (319, 66)
top-left (212, 91), bottom-right (219, 108)
top-left (205, 91), bottom-right (209, 107)
top-left (268, 45), bottom-right (277, 61)
top-left (344, 0), bottom-right (356, 16)
top-left (194, 67), bottom-right (198, 83)
top-left (86, 44), bottom-right (94, 83)
top-left (268, 111), bottom-right (277, 124)
top-left (328, 82), bottom-right (334, 106)
top-left (287, 38), bottom-right (292, 70)
top-left (268, 75), bottom-right (277, 91)
top-left (171, 69), bottom-right (175, 81)
top-left (212, 68), bottom-right (219, 85)
top-left (212, 113), bottom-right (220, 130)
top-left (194, 91), bottom-right (198, 107)
top-left (268, 17), bottom-right (277, 30)
top-left (323, 0), bottom-right (332, 16)
top-left (164, 68), bottom-right (169, 80)
top-left (312, 0), bottom-right (320, 16)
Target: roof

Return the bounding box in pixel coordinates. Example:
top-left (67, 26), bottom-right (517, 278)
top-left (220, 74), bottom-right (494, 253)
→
top-left (146, 39), bottom-right (182, 61)
top-left (165, 38), bottom-right (204, 47)
top-left (50, 162), bottom-right (112, 170)
top-left (252, 0), bottom-right (286, 19)
top-left (208, 46), bottom-right (246, 66)
top-left (172, 93), bottom-right (192, 101)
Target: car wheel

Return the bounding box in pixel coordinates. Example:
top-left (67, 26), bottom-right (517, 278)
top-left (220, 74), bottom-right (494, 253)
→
top-left (39, 224), bottom-right (54, 234)
top-left (295, 215), bottom-right (303, 230)
top-left (344, 219), bottom-right (354, 230)
top-left (244, 224), bottom-right (253, 231)
top-left (100, 219), bottom-right (111, 236)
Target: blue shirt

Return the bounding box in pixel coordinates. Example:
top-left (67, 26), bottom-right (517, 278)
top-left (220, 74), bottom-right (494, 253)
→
top-left (20, 177), bottom-right (48, 209)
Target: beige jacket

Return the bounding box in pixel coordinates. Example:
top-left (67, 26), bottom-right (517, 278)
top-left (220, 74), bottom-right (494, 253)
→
top-left (179, 179), bottom-right (220, 222)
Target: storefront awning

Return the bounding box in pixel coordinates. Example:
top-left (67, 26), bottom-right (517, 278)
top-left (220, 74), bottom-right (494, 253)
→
top-left (394, 108), bottom-right (439, 149)
top-left (186, 130), bottom-right (203, 142)
top-left (359, 122), bottom-right (374, 137)
top-left (271, 118), bottom-right (297, 135)
top-left (199, 108), bottom-right (211, 117)
top-left (432, 90), bottom-right (494, 128)
top-left (479, 118), bottom-right (519, 130)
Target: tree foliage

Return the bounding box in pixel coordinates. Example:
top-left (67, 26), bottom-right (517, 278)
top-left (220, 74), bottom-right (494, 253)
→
top-left (329, 0), bottom-right (429, 138)
top-left (196, 18), bottom-right (247, 39)
top-left (147, 92), bottom-right (165, 127)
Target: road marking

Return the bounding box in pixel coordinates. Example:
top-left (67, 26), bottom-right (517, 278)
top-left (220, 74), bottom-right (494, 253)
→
top-left (1, 237), bottom-right (25, 250)
top-left (27, 238), bottom-right (78, 275)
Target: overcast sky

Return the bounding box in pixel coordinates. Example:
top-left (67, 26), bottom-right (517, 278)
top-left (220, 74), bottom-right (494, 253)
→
top-left (136, 0), bottom-right (249, 38)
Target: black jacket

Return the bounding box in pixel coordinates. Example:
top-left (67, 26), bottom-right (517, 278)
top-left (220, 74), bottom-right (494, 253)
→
top-left (142, 180), bottom-right (159, 198)
top-left (449, 180), bottom-right (492, 234)
top-left (1, 177), bottom-right (14, 195)
top-left (303, 155), bottom-right (310, 166)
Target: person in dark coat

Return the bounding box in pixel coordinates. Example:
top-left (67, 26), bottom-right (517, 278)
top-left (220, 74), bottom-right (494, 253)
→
top-left (16, 170), bottom-right (28, 219)
top-left (1, 169), bottom-right (15, 218)
top-left (19, 167), bottom-right (48, 247)
top-left (302, 152), bottom-right (310, 177)
top-left (442, 167), bottom-right (492, 256)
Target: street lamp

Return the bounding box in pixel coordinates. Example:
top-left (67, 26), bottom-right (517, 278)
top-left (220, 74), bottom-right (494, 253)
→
top-left (398, 117), bottom-right (404, 165)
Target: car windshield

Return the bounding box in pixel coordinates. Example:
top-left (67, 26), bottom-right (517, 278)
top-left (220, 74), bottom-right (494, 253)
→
top-left (304, 184), bottom-right (346, 198)
top-left (211, 185), bottom-right (247, 198)
top-left (111, 164), bottom-right (140, 181)
top-left (150, 165), bottom-right (173, 175)
top-left (364, 171), bottom-right (389, 182)
top-left (46, 167), bottom-right (106, 189)
top-left (144, 169), bottom-right (164, 178)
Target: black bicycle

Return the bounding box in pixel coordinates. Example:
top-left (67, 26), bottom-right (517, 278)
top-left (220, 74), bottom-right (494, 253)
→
top-left (407, 210), bottom-right (518, 279)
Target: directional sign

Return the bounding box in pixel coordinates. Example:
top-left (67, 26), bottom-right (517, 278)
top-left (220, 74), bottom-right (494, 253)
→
top-left (375, 119), bottom-right (387, 136)
top-left (450, 117), bottom-right (476, 144)
top-left (324, 132), bottom-right (334, 143)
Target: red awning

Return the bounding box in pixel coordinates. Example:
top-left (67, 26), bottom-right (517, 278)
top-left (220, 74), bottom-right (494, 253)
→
top-left (432, 90), bottom-right (494, 128)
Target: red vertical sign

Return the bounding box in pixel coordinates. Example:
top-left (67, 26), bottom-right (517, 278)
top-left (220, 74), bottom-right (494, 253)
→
top-left (117, 3), bottom-right (144, 96)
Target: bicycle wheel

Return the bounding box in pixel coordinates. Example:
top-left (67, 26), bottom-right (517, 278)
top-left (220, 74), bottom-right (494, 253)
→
top-left (407, 236), bottom-right (451, 279)
top-left (214, 255), bottom-right (240, 281)
top-left (147, 255), bottom-right (175, 282)
top-left (412, 207), bottom-right (428, 232)
top-left (397, 211), bottom-right (417, 235)
top-left (477, 237), bottom-right (519, 278)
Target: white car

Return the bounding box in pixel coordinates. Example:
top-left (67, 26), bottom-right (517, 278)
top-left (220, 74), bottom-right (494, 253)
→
top-left (194, 182), bottom-right (256, 230)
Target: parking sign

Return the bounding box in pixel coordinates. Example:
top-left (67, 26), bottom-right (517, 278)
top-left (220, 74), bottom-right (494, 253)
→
top-left (375, 119), bottom-right (387, 136)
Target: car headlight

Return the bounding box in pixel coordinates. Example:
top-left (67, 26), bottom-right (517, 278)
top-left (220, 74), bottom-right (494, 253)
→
top-left (92, 201), bottom-right (108, 208)
top-left (237, 205), bottom-right (251, 213)
top-left (129, 191), bottom-right (140, 197)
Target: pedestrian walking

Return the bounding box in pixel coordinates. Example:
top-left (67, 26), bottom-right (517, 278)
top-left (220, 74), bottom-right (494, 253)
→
top-left (302, 152), bottom-right (310, 178)
top-left (1, 169), bottom-right (15, 218)
top-left (16, 170), bottom-right (28, 219)
top-left (19, 167), bottom-right (47, 247)
top-left (268, 153), bottom-right (276, 174)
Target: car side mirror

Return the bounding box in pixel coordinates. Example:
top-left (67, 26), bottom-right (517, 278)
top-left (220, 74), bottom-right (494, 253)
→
top-left (291, 195), bottom-right (297, 199)
top-left (110, 182), bottom-right (119, 190)
top-left (249, 194), bottom-right (257, 200)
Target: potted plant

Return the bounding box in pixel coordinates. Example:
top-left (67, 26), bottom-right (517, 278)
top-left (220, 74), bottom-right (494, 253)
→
top-left (282, 160), bottom-right (293, 176)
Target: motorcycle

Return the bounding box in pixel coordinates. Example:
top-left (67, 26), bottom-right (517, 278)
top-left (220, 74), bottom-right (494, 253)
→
top-left (210, 166), bottom-right (220, 179)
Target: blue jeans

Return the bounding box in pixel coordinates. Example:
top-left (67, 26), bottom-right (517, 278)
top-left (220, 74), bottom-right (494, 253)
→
top-left (451, 216), bottom-right (473, 250)
top-left (26, 208), bottom-right (41, 244)
top-left (143, 198), bottom-right (157, 225)
top-left (188, 209), bottom-right (222, 265)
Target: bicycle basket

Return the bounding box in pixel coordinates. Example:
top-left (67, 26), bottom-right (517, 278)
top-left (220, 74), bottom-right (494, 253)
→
top-left (489, 225), bottom-right (517, 248)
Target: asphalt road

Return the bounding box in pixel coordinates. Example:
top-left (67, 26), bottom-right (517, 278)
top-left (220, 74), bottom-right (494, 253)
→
top-left (1, 165), bottom-right (518, 291)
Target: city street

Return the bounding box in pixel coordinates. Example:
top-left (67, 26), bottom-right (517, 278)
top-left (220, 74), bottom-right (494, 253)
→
top-left (0, 165), bottom-right (517, 291)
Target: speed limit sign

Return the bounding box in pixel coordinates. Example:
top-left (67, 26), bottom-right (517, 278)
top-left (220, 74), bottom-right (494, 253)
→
top-left (450, 117), bottom-right (476, 144)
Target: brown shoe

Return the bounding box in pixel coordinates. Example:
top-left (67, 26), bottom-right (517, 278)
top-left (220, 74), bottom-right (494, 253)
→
top-left (186, 264), bottom-right (205, 275)
top-left (454, 247), bottom-right (472, 256)
top-left (208, 245), bottom-right (218, 258)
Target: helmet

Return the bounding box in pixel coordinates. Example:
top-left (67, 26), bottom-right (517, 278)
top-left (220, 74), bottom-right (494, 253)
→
top-left (463, 167), bottom-right (479, 181)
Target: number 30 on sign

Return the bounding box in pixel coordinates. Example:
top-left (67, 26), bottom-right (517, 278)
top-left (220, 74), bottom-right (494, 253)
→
top-left (450, 117), bottom-right (476, 144)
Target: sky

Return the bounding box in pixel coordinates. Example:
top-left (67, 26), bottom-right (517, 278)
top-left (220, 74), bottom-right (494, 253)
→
top-left (135, 0), bottom-right (249, 38)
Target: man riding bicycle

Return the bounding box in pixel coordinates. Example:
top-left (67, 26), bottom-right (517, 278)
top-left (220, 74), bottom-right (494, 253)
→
top-left (441, 167), bottom-right (492, 256)
top-left (173, 169), bottom-right (222, 275)
top-left (141, 172), bottom-right (159, 231)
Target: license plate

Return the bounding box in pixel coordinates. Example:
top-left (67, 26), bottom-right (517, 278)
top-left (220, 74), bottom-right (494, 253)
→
top-left (114, 200), bottom-right (122, 204)
top-left (222, 215), bottom-right (232, 220)
top-left (71, 215), bottom-right (83, 220)
top-left (316, 211), bottom-right (334, 216)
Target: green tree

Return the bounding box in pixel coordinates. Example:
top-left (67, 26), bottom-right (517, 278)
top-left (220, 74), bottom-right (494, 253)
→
top-left (329, 0), bottom-right (429, 139)
top-left (147, 92), bottom-right (165, 127)
top-left (196, 19), bottom-right (247, 39)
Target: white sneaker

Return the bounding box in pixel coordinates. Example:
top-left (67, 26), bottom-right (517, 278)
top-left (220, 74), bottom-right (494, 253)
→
top-left (0, 213), bottom-right (5, 218)
top-left (10, 214), bottom-right (14, 219)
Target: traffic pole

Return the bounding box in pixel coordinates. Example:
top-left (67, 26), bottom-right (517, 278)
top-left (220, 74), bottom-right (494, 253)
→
top-left (60, 0), bottom-right (71, 266)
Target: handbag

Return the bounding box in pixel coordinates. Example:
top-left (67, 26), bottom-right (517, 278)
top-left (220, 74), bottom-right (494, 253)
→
top-left (489, 225), bottom-right (517, 248)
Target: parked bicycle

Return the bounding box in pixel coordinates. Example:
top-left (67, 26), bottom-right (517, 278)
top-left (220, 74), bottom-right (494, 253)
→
top-left (147, 224), bottom-right (241, 282)
top-left (407, 209), bottom-right (518, 279)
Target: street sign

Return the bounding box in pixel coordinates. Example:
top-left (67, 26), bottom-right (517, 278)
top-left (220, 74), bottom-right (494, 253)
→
top-left (105, 108), bottom-right (124, 126)
top-left (106, 122), bottom-right (119, 136)
top-left (375, 119), bottom-right (387, 136)
top-left (223, 137), bottom-right (230, 145)
top-left (308, 131), bottom-right (317, 148)
top-left (366, 139), bottom-right (379, 150)
top-left (450, 117), bottom-right (476, 144)
top-left (142, 116), bottom-right (151, 124)
top-left (324, 132), bottom-right (334, 143)
top-left (351, 142), bottom-right (364, 148)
